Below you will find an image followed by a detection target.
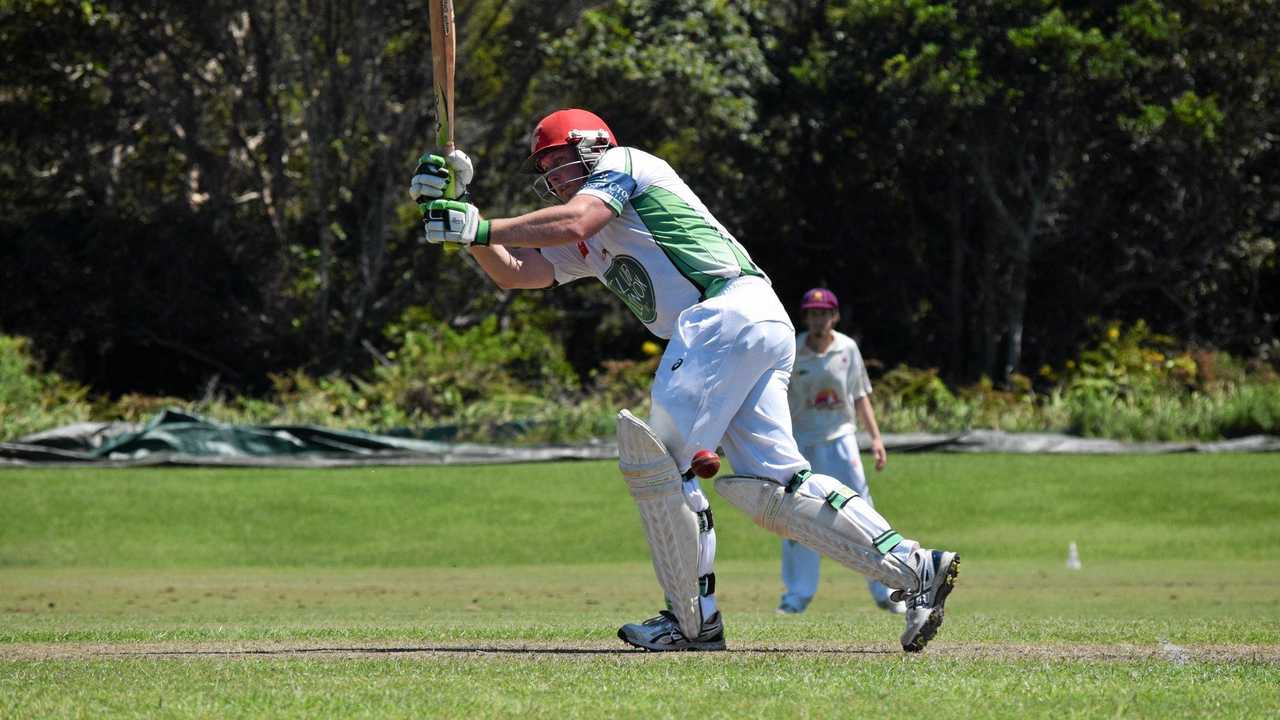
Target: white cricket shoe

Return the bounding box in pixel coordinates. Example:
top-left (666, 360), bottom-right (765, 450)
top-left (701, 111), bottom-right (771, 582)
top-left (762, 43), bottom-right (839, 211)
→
top-left (617, 610), bottom-right (726, 651)
top-left (897, 549), bottom-right (960, 652)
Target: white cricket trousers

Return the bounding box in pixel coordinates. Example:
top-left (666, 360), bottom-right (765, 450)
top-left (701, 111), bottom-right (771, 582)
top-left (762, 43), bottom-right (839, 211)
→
top-left (648, 276), bottom-right (809, 482)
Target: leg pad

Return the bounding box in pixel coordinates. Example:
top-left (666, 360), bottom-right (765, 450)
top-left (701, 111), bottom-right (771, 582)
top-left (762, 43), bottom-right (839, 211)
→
top-left (618, 409), bottom-right (702, 640)
top-left (715, 473), bottom-right (919, 589)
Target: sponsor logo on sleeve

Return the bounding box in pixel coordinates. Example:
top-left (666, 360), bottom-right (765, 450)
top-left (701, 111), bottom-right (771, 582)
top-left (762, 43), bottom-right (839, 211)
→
top-left (582, 170), bottom-right (637, 207)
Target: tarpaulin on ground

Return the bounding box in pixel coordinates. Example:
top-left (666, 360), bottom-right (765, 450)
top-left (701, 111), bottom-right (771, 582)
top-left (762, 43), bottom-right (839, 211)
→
top-left (0, 409), bottom-right (617, 468)
top-left (877, 429), bottom-right (1280, 454)
top-left (2, 409), bottom-right (1277, 468)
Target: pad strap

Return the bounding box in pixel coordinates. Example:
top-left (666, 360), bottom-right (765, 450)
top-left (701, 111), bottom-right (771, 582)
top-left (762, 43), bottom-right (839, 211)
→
top-left (825, 488), bottom-right (857, 510)
top-left (785, 469), bottom-right (812, 494)
top-left (873, 530), bottom-right (904, 554)
top-left (697, 508), bottom-right (714, 533)
top-left (699, 573), bottom-right (716, 596)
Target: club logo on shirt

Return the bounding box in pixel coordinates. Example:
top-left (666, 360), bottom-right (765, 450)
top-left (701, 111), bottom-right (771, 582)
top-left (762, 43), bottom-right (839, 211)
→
top-left (812, 388), bottom-right (843, 409)
top-left (603, 254), bottom-right (657, 323)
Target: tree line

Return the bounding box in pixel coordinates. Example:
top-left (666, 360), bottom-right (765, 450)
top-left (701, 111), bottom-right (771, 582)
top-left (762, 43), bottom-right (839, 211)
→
top-left (2, 0), bottom-right (1276, 399)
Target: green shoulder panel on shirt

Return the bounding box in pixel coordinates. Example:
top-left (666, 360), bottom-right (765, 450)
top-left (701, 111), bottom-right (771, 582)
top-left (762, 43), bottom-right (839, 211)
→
top-left (629, 187), bottom-right (761, 298)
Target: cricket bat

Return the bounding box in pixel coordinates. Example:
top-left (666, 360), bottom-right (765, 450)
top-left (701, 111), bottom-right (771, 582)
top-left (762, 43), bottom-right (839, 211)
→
top-left (427, 0), bottom-right (459, 251)
top-left (428, 0), bottom-right (456, 156)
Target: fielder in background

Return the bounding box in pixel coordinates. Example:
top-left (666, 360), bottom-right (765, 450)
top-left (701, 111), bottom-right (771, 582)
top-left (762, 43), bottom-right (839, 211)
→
top-left (410, 108), bottom-right (959, 652)
top-left (778, 287), bottom-right (905, 615)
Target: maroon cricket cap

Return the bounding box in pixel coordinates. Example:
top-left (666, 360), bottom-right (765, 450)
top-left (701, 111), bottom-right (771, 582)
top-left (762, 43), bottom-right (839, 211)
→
top-left (800, 288), bottom-right (838, 310)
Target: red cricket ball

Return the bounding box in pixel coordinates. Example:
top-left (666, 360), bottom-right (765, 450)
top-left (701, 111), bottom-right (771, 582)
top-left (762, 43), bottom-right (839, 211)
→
top-left (690, 449), bottom-right (721, 479)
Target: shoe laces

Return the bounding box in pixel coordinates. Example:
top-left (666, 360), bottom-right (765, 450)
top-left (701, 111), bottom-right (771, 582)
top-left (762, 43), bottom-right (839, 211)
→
top-left (904, 552), bottom-right (935, 607)
top-left (644, 610), bottom-right (680, 627)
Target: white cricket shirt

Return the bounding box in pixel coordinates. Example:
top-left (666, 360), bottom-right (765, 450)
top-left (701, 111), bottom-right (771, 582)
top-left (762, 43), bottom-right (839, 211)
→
top-left (788, 331), bottom-right (873, 445)
top-left (539, 147), bottom-right (766, 339)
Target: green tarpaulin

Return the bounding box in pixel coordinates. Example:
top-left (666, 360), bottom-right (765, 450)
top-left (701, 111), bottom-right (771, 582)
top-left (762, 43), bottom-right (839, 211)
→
top-left (2, 409), bottom-right (1277, 468)
top-left (1, 409), bottom-right (617, 467)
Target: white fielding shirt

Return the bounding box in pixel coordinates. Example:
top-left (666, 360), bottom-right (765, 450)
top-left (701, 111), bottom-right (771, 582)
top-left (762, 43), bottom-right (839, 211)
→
top-left (788, 331), bottom-right (873, 446)
top-left (539, 146), bottom-right (765, 339)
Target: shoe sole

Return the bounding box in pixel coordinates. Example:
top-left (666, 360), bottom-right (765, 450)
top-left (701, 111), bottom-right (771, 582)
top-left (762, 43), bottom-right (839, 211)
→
top-left (902, 553), bottom-right (960, 653)
top-left (616, 628), bottom-right (727, 652)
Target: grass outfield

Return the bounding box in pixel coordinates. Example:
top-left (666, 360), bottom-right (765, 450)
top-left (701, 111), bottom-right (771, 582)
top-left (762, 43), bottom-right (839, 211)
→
top-left (1, 454), bottom-right (1278, 718)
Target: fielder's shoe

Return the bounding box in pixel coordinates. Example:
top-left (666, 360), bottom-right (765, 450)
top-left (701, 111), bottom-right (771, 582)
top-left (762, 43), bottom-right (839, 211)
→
top-left (617, 610), bottom-right (726, 651)
top-left (897, 549), bottom-right (960, 652)
top-left (775, 602), bottom-right (804, 615)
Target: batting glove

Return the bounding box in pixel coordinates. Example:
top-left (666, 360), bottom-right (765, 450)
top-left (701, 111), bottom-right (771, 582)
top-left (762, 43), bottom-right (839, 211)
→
top-left (423, 199), bottom-right (490, 247)
top-left (410, 149), bottom-right (474, 207)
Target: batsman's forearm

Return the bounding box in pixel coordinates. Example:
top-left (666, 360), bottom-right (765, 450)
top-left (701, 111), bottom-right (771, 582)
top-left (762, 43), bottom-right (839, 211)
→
top-left (467, 245), bottom-right (554, 289)
top-left (487, 194), bottom-right (616, 249)
top-left (468, 244), bottom-right (523, 285)
top-left (487, 205), bottom-right (587, 248)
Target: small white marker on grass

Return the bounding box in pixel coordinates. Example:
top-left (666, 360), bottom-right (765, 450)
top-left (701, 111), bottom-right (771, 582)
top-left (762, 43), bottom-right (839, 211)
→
top-left (1066, 541), bottom-right (1082, 570)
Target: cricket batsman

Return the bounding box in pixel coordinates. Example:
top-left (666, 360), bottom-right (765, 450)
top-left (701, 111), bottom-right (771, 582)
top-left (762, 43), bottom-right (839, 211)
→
top-left (410, 109), bottom-right (959, 652)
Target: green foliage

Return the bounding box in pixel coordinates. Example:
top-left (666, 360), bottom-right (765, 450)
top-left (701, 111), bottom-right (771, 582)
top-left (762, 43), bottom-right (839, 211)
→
top-left (876, 365), bottom-right (967, 431)
top-left (3, 1), bottom-right (1279, 438)
top-left (206, 309), bottom-right (588, 439)
top-left (1063, 320), bottom-right (1195, 399)
top-left (874, 321), bottom-right (1280, 441)
top-left (390, 309), bottom-right (578, 408)
top-left (875, 365), bottom-right (1068, 434)
top-left (1211, 383), bottom-right (1280, 438)
top-left (0, 335), bottom-right (91, 440)
top-left (9, 321), bottom-right (1280, 445)
top-left (83, 308), bottom-right (598, 443)
top-left (4, 0), bottom-right (1280, 402)
top-left (1058, 321), bottom-right (1206, 439)
top-left (547, 0), bottom-right (773, 140)
top-left (1169, 90), bottom-right (1224, 140)
top-left (539, 0), bottom-right (774, 207)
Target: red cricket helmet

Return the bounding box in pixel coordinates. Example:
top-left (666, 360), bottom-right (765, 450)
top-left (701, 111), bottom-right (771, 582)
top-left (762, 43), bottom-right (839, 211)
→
top-left (524, 108), bottom-right (618, 174)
